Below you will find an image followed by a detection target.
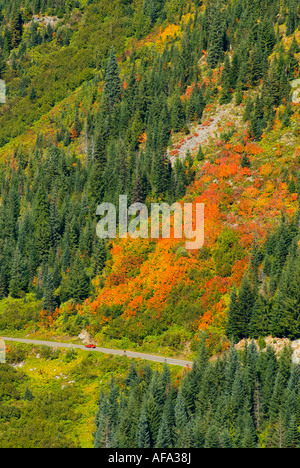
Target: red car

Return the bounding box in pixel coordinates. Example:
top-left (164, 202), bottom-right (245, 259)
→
top-left (85, 344), bottom-right (96, 349)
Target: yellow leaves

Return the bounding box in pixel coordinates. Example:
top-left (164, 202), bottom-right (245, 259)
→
top-left (242, 186), bottom-right (261, 200)
top-left (265, 181), bottom-right (275, 194)
top-left (158, 24), bottom-right (180, 44)
top-left (259, 163), bottom-right (273, 177)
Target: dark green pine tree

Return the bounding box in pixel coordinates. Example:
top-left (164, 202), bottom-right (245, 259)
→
top-left (10, 9), bottom-right (23, 49)
top-left (103, 47), bottom-right (122, 110)
top-left (9, 246), bottom-right (28, 298)
top-left (67, 255), bottom-right (90, 302)
top-left (250, 95), bottom-right (267, 140)
top-left (0, 49), bottom-right (6, 79)
top-left (0, 264), bottom-right (9, 299)
top-left (42, 271), bottom-right (58, 314)
top-left (91, 238), bottom-right (107, 276)
top-left (28, 21), bottom-right (39, 48)
top-left (24, 386), bottom-right (34, 401)
top-left (196, 145), bottom-right (205, 162)
top-left (147, 394), bottom-right (162, 445)
top-left (249, 294), bottom-right (272, 339)
top-left (186, 85), bottom-right (205, 122)
top-left (34, 185), bottom-right (51, 260)
top-left (152, 150), bottom-right (171, 197)
top-left (94, 392), bottom-right (111, 448)
top-left (108, 375), bottom-right (120, 430)
top-left (226, 277), bottom-right (256, 342)
top-left (170, 91), bottom-right (185, 133)
top-left (219, 54), bottom-right (232, 104)
top-left (284, 413), bottom-right (300, 448)
top-left (135, 404), bottom-right (151, 448)
top-left (174, 388), bottom-right (188, 433)
top-left (49, 197), bottom-right (61, 248)
top-left (236, 276), bottom-right (256, 339)
top-left (241, 154), bottom-right (251, 168)
top-left (204, 425), bottom-right (220, 448)
top-left (88, 133), bottom-right (107, 203)
top-left (207, 4), bottom-right (225, 69)
top-left (220, 428), bottom-right (232, 448)
top-left (155, 411), bottom-right (172, 448)
top-left (270, 251), bottom-right (300, 339)
top-left (132, 163), bottom-right (144, 204)
top-left (286, 0), bottom-right (297, 36)
top-left (241, 413), bottom-right (257, 448)
top-left (225, 285), bottom-right (240, 342)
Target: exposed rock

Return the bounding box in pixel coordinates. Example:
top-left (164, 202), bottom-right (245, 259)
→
top-left (78, 329), bottom-right (95, 345)
top-left (235, 336), bottom-right (300, 364)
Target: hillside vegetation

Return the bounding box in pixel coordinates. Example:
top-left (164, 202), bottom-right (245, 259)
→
top-left (0, 0), bottom-right (299, 355)
top-left (0, 0), bottom-right (300, 448)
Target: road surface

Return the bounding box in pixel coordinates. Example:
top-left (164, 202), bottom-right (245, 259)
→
top-left (1, 336), bottom-right (193, 368)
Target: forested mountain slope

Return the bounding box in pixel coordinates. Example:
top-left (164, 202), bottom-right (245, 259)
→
top-left (0, 0), bottom-right (299, 360)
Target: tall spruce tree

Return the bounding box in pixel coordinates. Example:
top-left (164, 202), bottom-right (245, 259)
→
top-left (67, 255), bottom-right (90, 302)
top-left (104, 48), bottom-right (122, 110)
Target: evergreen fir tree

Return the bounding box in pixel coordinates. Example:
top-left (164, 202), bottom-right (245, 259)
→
top-left (135, 405), bottom-right (151, 448)
top-left (155, 411), bottom-right (172, 448)
top-left (10, 10), bottom-right (23, 49)
top-left (225, 285), bottom-right (240, 342)
top-left (103, 48), bottom-right (122, 110)
top-left (67, 255), bottom-right (90, 302)
top-left (219, 54), bottom-right (232, 104)
top-left (170, 91), bottom-right (185, 132)
top-left (204, 424), bottom-right (220, 448)
top-left (42, 271), bottom-right (58, 314)
top-left (0, 49), bottom-right (6, 79)
top-left (24, 387), bottom-right (34, 401)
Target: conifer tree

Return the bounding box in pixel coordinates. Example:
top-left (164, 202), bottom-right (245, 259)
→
top-left (225, 285), bottom-right (240, 342)
top-left (104, 48), bottom-right (122, 110)
top-left (0, 49), bottom-right (6, 79)
top-left (34, 185), bottom-right (50, 260)
top-left (170, 91), bottom-right (185, 132)
top-left (10, 9), bottom-right (23, 49)
top-left (219, 54), bottom-right (232, 104)
top-left (155, 411), bottom-right (172, 448)
top-left (135, 405), bottom-right (151, 448)
top-left (24, 387), bottom-right (34, 401)
top-left (67, 255), bottom-right (90, 303)
top-left (9, 246), bottom-right (27, 298)
top-left (42, 271), bottom-right (57, 314)
top-left (204, 425), bottom-right (220, 448)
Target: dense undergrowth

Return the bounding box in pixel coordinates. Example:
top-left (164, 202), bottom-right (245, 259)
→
top-left (0, 0), bottom-right (300, 449)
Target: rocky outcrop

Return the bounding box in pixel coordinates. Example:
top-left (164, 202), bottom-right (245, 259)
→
top-left (236, 336), bottom-right (300, 364)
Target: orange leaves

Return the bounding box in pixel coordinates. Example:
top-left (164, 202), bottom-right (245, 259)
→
top-left (218, 162), bottom-right (239, 179)
top-left (123, 295), bottom-right (143, 319)
top-left (205, 155), bottom-right (240, 180)
top-left (243, 185), bottom-right (261, 200)
top-left (231, 257), bottom-right (249, 284)
top-left (198, 311), bottom-right (213, 331)
top-left (70, 127), bottom-right (78, 140)
top-left (81, 120), bottom-right (300, 346)
top-left (244, 142), bottom-right (262, 155)
top-left (233, 143), bottom-right (244, 153)
top-left (138, 132), bottom-right (147, 144)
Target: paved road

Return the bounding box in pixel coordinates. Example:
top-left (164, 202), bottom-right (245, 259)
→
top-left (1, 336), bottom-right (193, 368)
